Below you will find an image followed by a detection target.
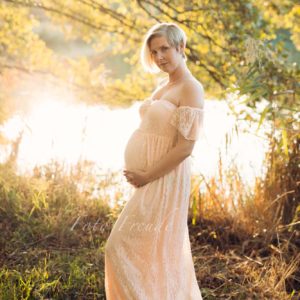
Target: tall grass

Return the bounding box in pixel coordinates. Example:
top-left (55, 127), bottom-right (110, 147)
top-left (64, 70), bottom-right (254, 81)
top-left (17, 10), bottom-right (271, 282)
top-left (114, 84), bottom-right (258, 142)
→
top-left (189, 133), bottom-right (299, 299)
top-left (0, 134), bottom-right (299, 299)
top-left (0, 159), bottom-right (119, 299)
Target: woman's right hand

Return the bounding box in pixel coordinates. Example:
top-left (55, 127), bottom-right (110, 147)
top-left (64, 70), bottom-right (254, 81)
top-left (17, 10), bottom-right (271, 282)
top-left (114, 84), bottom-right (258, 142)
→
top-left (123, 169), bottom-right (150, 188)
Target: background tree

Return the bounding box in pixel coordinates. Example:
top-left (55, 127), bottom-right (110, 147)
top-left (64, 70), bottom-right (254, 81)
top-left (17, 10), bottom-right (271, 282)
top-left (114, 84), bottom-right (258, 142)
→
top-left (1, 1), bottom-right (298, 106)
top-left (1, 0), bottom-right (299, 223)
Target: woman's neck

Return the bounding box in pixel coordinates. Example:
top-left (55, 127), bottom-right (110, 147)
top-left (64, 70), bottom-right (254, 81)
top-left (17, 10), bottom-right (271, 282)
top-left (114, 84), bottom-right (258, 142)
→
top-left (168, 63), bottom-right (192, 84)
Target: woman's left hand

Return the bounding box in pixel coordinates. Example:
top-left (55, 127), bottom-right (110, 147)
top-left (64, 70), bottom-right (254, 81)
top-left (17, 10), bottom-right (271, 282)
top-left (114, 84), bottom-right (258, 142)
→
top-left (123, 169), bottom-right (150, 188)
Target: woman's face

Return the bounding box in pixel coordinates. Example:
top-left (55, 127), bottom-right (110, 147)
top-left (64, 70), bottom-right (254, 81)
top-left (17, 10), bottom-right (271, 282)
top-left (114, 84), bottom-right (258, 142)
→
top-left (149, 35), bottom-right (183, 73)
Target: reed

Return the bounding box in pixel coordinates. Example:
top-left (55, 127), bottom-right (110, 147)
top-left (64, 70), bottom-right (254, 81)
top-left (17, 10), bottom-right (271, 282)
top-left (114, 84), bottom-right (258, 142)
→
top-left (0, 139), bottom-right (299, 298)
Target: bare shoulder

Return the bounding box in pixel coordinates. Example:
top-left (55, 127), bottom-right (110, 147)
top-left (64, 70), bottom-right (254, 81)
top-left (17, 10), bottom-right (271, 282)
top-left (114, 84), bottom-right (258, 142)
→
top-left (179, 78), bottom-right (205, 109)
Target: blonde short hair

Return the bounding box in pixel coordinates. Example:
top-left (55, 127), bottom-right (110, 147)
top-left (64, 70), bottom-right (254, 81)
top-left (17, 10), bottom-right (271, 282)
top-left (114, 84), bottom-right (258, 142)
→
top-left (140, 22), bottom-right (187, 73)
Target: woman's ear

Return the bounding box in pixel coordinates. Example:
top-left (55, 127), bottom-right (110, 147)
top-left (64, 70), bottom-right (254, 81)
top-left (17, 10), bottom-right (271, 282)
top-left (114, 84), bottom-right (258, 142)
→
top-left (179, 42), bottom-right (185, 56)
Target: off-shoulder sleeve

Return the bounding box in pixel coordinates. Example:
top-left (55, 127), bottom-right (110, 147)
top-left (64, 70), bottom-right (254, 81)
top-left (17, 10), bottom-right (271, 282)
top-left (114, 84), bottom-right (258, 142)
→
top-left (169, 106), bottom-right (205, 141)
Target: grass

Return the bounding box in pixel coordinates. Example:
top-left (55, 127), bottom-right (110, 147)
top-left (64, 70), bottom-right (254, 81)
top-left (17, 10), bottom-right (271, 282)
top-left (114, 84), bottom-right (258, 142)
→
top-left (0, 155), bottom-right (299, 299)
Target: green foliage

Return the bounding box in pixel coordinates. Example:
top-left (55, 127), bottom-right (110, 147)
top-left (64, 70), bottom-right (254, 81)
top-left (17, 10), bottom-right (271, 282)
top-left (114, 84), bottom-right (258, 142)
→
top-left (0, 160), bottom-right (118, 299)
top-left (1, 0), bottom-right (298, 118)
top-left (227, 31), bottom-right (299, 167)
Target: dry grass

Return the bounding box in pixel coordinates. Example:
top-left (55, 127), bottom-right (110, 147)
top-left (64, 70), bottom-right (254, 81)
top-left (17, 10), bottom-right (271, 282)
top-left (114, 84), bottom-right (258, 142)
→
top-left (0, 151), bottom-right (299, 299)
top-left (189, 216), bottom-right (299, 299)
top-left (188, 141), bottom-right (300, 299)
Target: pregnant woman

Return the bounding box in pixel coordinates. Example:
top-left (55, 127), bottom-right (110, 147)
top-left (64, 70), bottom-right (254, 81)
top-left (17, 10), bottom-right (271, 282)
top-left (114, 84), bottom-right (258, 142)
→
top-left (105, 22), bottom-right (205, 299)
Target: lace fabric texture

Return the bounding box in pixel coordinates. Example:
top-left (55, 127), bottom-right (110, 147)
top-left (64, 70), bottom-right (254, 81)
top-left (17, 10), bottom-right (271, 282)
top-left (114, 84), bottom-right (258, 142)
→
top-left (105, 98), bottom-right (204, 300)
top-left (169, 106), bottom-right (205, 141)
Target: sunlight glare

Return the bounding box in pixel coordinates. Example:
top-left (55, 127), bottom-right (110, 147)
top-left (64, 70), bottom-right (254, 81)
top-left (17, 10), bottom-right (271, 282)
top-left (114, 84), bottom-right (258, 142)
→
top-left (0, 96), bottom-right (268, 188)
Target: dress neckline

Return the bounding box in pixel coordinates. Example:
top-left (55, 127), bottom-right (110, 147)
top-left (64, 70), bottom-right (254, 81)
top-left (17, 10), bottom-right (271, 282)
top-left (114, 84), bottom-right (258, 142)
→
top-left (150, 98), bottom-right (205, 111)
top-left (152, 99), bottom-right (177, 109)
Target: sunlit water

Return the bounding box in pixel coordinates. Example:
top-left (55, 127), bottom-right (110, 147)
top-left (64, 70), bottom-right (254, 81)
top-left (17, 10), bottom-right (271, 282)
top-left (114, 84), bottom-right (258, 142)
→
top-left (0, 98), bottom-right (269, 190)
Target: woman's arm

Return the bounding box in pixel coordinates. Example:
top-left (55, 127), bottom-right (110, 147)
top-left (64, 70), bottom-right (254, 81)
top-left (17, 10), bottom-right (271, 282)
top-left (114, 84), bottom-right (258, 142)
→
top-left (145, 135), bottom-right (195, 182)
top-left (124, 136), bottom-right (195, 187)
top-left (124, 80), bottom-right (204, 187)
top-left (146, 80), bottom-right (205, 182)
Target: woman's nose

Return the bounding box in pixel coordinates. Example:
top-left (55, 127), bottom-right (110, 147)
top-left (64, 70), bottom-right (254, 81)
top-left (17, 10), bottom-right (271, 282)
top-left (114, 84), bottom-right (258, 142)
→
top-left (157, 51), bottom-right (164, 60)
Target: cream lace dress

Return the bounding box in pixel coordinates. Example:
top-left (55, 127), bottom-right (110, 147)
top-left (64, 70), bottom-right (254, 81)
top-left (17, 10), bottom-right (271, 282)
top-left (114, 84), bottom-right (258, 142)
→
top-left (105, 98), bottom-right (204, 300)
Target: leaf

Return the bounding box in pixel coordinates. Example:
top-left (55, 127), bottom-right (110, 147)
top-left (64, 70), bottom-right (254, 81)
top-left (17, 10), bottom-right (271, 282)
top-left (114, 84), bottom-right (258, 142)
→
top-left (281, 127), bottom-right (289, 157)
top-left (245, 64), bottom-right (258, 80)
top-left (256, 103), bottom-right (271, 133)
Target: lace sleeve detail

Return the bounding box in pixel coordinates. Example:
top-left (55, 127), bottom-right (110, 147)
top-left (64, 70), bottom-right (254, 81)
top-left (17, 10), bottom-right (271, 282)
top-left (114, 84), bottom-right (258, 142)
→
top-left (169, 106), bottom-right (205, 141)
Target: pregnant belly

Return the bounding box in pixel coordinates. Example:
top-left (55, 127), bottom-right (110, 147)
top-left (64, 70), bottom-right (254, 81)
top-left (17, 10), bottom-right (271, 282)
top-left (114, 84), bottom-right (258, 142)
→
top-left (124, 130), bottom-right (147, 171)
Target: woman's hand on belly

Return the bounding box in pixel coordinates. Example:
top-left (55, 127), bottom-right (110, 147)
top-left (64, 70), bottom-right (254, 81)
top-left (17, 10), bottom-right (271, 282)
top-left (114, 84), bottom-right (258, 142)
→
top-left (123, 169), bottom-right (150, 188)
